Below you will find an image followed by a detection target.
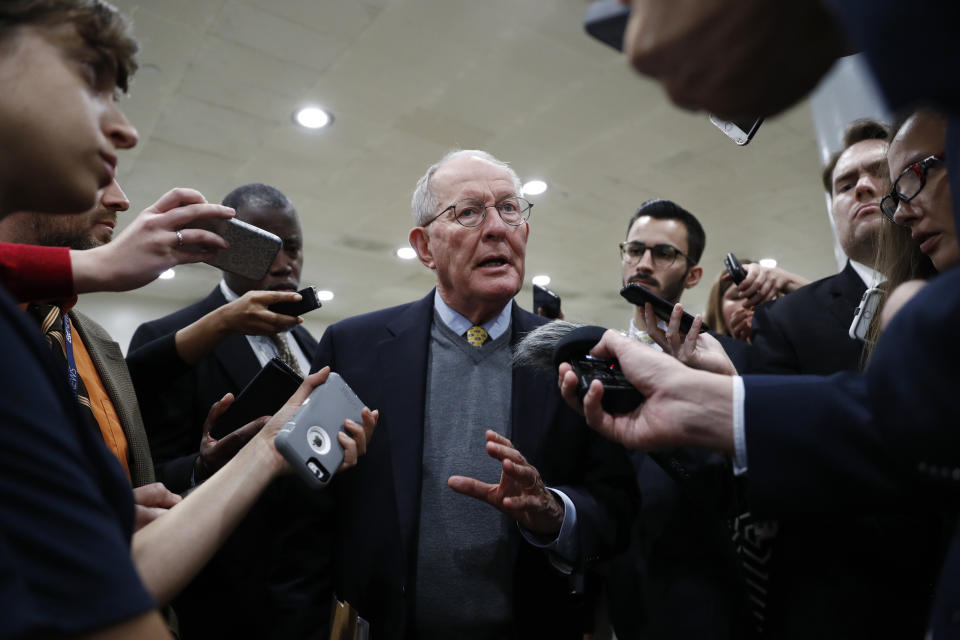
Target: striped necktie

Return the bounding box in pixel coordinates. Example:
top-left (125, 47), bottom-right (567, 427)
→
top-left (26, 303), bottom-right (98, 433)
top-left (269, 332), bottom-right (304, 377)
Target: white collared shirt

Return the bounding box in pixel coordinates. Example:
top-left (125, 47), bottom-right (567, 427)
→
top-left (218, 280), bottom-right (312, 373)
top-left (849, 259), bottom-right (884, 289)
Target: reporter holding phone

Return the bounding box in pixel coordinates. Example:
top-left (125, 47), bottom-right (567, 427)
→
top-left (126, 182), bottom-right (324, 639)
top-left (588, 1), bottom-right (960, 635)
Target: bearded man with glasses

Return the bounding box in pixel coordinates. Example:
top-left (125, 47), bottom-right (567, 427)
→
top-left (306, 149), bottom-right (635, 639)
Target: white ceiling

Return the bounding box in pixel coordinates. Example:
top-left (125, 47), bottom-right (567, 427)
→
top-left (82, 0), bottom-right (839, 350)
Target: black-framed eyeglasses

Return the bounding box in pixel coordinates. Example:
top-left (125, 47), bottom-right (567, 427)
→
top-left (880, 152), bottom-right (946, 222)
top-left (618, 241), bottom-right (691, 267)
top-left (423, 197), bottom-right (533, 229)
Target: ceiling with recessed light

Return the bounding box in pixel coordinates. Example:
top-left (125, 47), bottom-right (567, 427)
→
top-left (82, 0), bottom-right (844, 350)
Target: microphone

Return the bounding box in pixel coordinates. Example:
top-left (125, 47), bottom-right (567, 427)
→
top-left (514, 322), bottom-right (644, 413)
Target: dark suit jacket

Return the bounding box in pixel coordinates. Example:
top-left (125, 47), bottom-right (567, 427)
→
top-left (745, 263), bottom-right (946, 639)
top-left (126, 286), bottom-right (319, 640)
top-left (126, 286), bottom-right (317, 493)
top-left (309, 291), bottom-right (637, 639)
top-left (749, 261), bottom-right (866, 375)
top-left (605, 329), bottom-right (753, 640)
top-left (70, 310), bottom-right (155, 488)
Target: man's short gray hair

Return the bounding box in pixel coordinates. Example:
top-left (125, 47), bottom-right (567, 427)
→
top-left (410, 149), bottom-right (523, 226)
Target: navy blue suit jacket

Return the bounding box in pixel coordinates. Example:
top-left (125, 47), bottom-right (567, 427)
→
top-left (746, 263), bottom-right (944, 638)
top-left (127, 286), bottom-right (317, 492)
top-left (749, 262), bottom-right (866, 375)
top-left (310, 291), bottom-right (637, 639)
top-left (126, 286), bottom-right (320, 640)
top-left (744, 1), bottom-right (960, 636)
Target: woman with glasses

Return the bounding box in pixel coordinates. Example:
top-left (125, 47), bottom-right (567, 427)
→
top-left (863, 109), bottom-right (958, 354)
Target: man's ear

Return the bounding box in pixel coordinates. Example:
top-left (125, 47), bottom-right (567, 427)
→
top-left (408, 227), bottom-right (434, 269)
top-left (684, 264), bottom-right (703, 290)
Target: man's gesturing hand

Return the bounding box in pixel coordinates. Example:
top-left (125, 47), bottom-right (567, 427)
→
top-left (448, 430), bottom-right (564, 537)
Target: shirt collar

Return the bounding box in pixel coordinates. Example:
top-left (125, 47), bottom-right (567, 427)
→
top-left (627, 318), bottom-right (664, 349)
top-left (219, 279), bottom-right (240, 302)
top-left (433, 291), bottom-right (512, 340)
top-left (848, 260), bottom-right (883, 288)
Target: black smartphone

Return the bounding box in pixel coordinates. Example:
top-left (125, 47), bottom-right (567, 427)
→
top-left (553, 324), bottom-right (644, 414)
top-left (533, 284), bottom-right (562, 319)
top-left (211, 357), bottom-right (303, 440)
top-left (619, 283), bottom-right (708, 333)
top-left (724, 253), bottom-right (747, 285)
top-left (268, 286), bottom-right (322, 317)
top-left (584, 0), bottom-right (631, 52)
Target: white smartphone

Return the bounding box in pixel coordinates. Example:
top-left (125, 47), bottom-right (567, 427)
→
top-left (709, 115), bottom-right (764, 146)
top-left (186, 217), bottom-right (281, 280)
top-left (274, 372), bottom-right (366, 490)
top-left (848, 287), bottom-right (884, 341)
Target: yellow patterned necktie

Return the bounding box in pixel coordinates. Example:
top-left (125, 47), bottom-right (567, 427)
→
top-left (466, 325), bottom-right (489, 348)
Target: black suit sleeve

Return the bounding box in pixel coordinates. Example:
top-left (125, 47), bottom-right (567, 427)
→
top-left (749, 299), bottom-right (801, 374)
top-left (127, 326), bottom-right (202, 493)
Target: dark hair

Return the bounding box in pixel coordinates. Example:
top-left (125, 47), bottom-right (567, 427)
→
top-left (625, 199), bottom-right (706, 264)
top-left (222, 183), bottom-right (294, 216)
top-left (0, 0), bottom-right (138, 92)
top-left (704, 260), bottom-right (755, 336)
top-left (821, 119), bottom-right (891, 193)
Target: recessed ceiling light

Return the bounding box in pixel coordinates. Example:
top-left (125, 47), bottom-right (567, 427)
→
top-left (158, 268), bottom-right (175, 280)
top-left (396, 247), bottom-right (417, 260)
top-left (522, 180), bottom-right (547, 196)
top-left (316, 289), bottom-right (335, 302)
top-left (293, 106), bottom-right (332, 129)
top-left (759, 258), bottom-right (778, 268)
top-left (531, 274), bottom-right (551, 286)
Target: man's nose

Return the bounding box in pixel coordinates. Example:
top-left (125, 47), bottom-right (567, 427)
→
top-left (101, 179), bottom-right (130, 212)
top-left (855, 174), bottom-right (880, 199)
top-left (636, 248), bottom-right (656, 270)
top-left (271, 257), bottom-right (293, 274)
top-left (104, 102), bottom-right (138, 150)
top-left (480, 205), bottom-right (511, 237)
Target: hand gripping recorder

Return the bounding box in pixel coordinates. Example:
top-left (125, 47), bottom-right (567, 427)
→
top-left (274, 373), bottom-right (366, 489)
top-left (554, 325), bottom-right (645, 414)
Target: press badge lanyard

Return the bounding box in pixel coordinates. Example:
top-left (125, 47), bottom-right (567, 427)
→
top-left (62, 313), bottom-right (80, 398)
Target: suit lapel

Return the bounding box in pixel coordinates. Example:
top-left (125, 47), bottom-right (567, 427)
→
top-left (69, 310), bottom-right (156, 486)
top-left (213, 331), bottom-right (263, 392)
top-left (290, 324), bottom-right (318, 361)
top-left (825, 262), bottom-right (867, 330)
top-left (203, 288), bottom-right (264, 391)
top-left (379, 292), bottom-right (434, 559)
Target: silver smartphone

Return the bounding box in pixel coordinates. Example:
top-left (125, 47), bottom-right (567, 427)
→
top-left (274, 372), bottom-right (366, 490)
top-left (848, 287), bottom-right (884, 341)
top-left (709, 115), bottom-right (764, 146)
top-left (187, 217), bottom-right (281, 280)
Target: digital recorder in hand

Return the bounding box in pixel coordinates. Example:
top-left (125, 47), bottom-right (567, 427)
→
top-left (274, 372), bottom-right (366, 489)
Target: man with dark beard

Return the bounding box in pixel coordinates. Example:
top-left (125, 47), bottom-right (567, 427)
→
top-left (619, 199), bottom-right (704, 343)
top-left (0, 178), bottom-right (207, 492)
top-left (606, 199), bottom-right (755, 640)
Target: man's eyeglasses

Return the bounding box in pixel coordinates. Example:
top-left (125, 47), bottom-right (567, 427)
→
top-left (880, 153), bottom-right (946, 222)
top-left (618, 241), bottom-right (691, 267)
top-left (424, 197), bottom-right (533, 229)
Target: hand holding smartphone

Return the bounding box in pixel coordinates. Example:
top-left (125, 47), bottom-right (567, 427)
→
top-left (724, 253), bottom-right (747, 285)
top-left (185, 217), bottom-right (281, 280)
top-left (268, 286), bottom-right (322, 317)
top-left (274, 372), bottom-right (367, 489)
top-left (533, 284), bottom-right (562, 319)
top-left (620, 283), bottom-right (708, 334)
